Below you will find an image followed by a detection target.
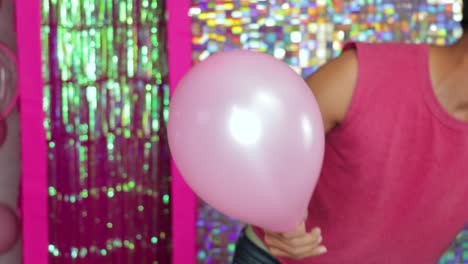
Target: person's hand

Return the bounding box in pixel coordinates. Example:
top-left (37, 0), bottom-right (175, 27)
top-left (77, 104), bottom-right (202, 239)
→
top-left (264, 221), bottom-right (327, 259)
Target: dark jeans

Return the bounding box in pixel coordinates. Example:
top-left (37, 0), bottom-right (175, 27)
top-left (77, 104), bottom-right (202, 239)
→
top-left (232, 229), bottom-right (281, 264)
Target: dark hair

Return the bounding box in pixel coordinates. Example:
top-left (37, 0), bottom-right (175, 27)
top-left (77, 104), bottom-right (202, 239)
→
top-left (463, 0), bottom-right (467, 30)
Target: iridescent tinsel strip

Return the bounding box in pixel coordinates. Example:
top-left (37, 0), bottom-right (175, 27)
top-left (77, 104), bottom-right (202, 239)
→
top-left (42, 0), bottom-right (171, 263)
top-left (190, 0), bottom-right (463, 263)
top-left (439, 227), bottom-right (468, 264)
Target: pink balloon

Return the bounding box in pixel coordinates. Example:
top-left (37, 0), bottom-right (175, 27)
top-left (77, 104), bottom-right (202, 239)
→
top-left (168, 50), bottom-right (324, 232)
top-left (0, 203), bottom-right (19, 254)
top-left (0, 44), bottom-right (17, 118)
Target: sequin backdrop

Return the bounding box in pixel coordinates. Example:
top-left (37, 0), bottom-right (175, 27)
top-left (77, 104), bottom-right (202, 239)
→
top-left (41, 0), bottom-right (171, 263)
top-left (190, 0), bottom-right (466, 263)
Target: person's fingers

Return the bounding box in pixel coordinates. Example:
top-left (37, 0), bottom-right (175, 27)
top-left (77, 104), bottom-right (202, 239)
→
top-left (293, 244), bottom-right (327, 259)
top-left (269, 247), bottom-right (290, 258)
top-left (311, 245), bottom-right (328, 257)
top-left (265, 230), bottom-right (322, 255)
top-left (281, 226), bottom-right (321, 242)
top-left (269, 243), bottom-right (327, 259)
top-left (276, 222), bottom-right (307, 239)
top-left (307, 227), bottom-right (322, 243)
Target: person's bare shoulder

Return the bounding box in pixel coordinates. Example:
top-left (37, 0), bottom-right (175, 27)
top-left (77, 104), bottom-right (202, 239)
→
top-left (305, 50), bottom-right (358, 133)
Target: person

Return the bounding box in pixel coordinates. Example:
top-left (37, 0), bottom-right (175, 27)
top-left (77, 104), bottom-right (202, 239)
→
top-left (232, 1), bottom-right (468, 263)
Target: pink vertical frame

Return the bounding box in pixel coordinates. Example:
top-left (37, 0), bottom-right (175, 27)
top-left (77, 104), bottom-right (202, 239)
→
top-left (15, 0), bottom-right (49, 263)
top-left (167, 0), bottom-right (197, 264)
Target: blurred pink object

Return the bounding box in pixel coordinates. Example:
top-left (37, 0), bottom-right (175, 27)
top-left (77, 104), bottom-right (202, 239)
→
top-left (0, 203), bottom-right (19, 254)
top-left (0, 44), bottom-right (17, 118)
top-left (0, 119), bottom-right (5, 147)
top-left (168, 50), bottom-right (324, 232)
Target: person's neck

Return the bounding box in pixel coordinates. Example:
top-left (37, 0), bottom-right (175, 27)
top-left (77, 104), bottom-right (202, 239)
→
top-left (448, 33), bottom-right (468, 120)
top-left (452, 33), bottom-right (468, 62)
top-left (431, 33), bottom-right (468, 121)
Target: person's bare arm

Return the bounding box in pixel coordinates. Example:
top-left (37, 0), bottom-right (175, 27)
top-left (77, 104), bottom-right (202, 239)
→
top-left (306, 49), bottom-right (358, 132)
top-left (265, 49), bottom-right (358, 259)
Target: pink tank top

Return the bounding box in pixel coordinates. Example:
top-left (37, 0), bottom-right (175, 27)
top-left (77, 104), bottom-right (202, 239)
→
top-left (254, 42), bottom-right (468, 264)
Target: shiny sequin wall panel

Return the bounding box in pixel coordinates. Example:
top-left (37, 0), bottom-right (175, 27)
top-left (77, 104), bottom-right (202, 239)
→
top-left (41, 0), bottom-right (171, 263)
top-left (190, 0), bottom-right (465, 263)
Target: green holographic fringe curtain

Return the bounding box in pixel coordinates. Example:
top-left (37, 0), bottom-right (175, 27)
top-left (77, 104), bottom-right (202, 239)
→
top-left (41, 0), bottom-right (172, 263)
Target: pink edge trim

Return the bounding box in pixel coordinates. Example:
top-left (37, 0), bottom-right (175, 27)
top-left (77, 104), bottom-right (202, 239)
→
top-left (167, 0), bottom-right (197, 264)
top-left (15, 1), bottom-right (49, 263)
